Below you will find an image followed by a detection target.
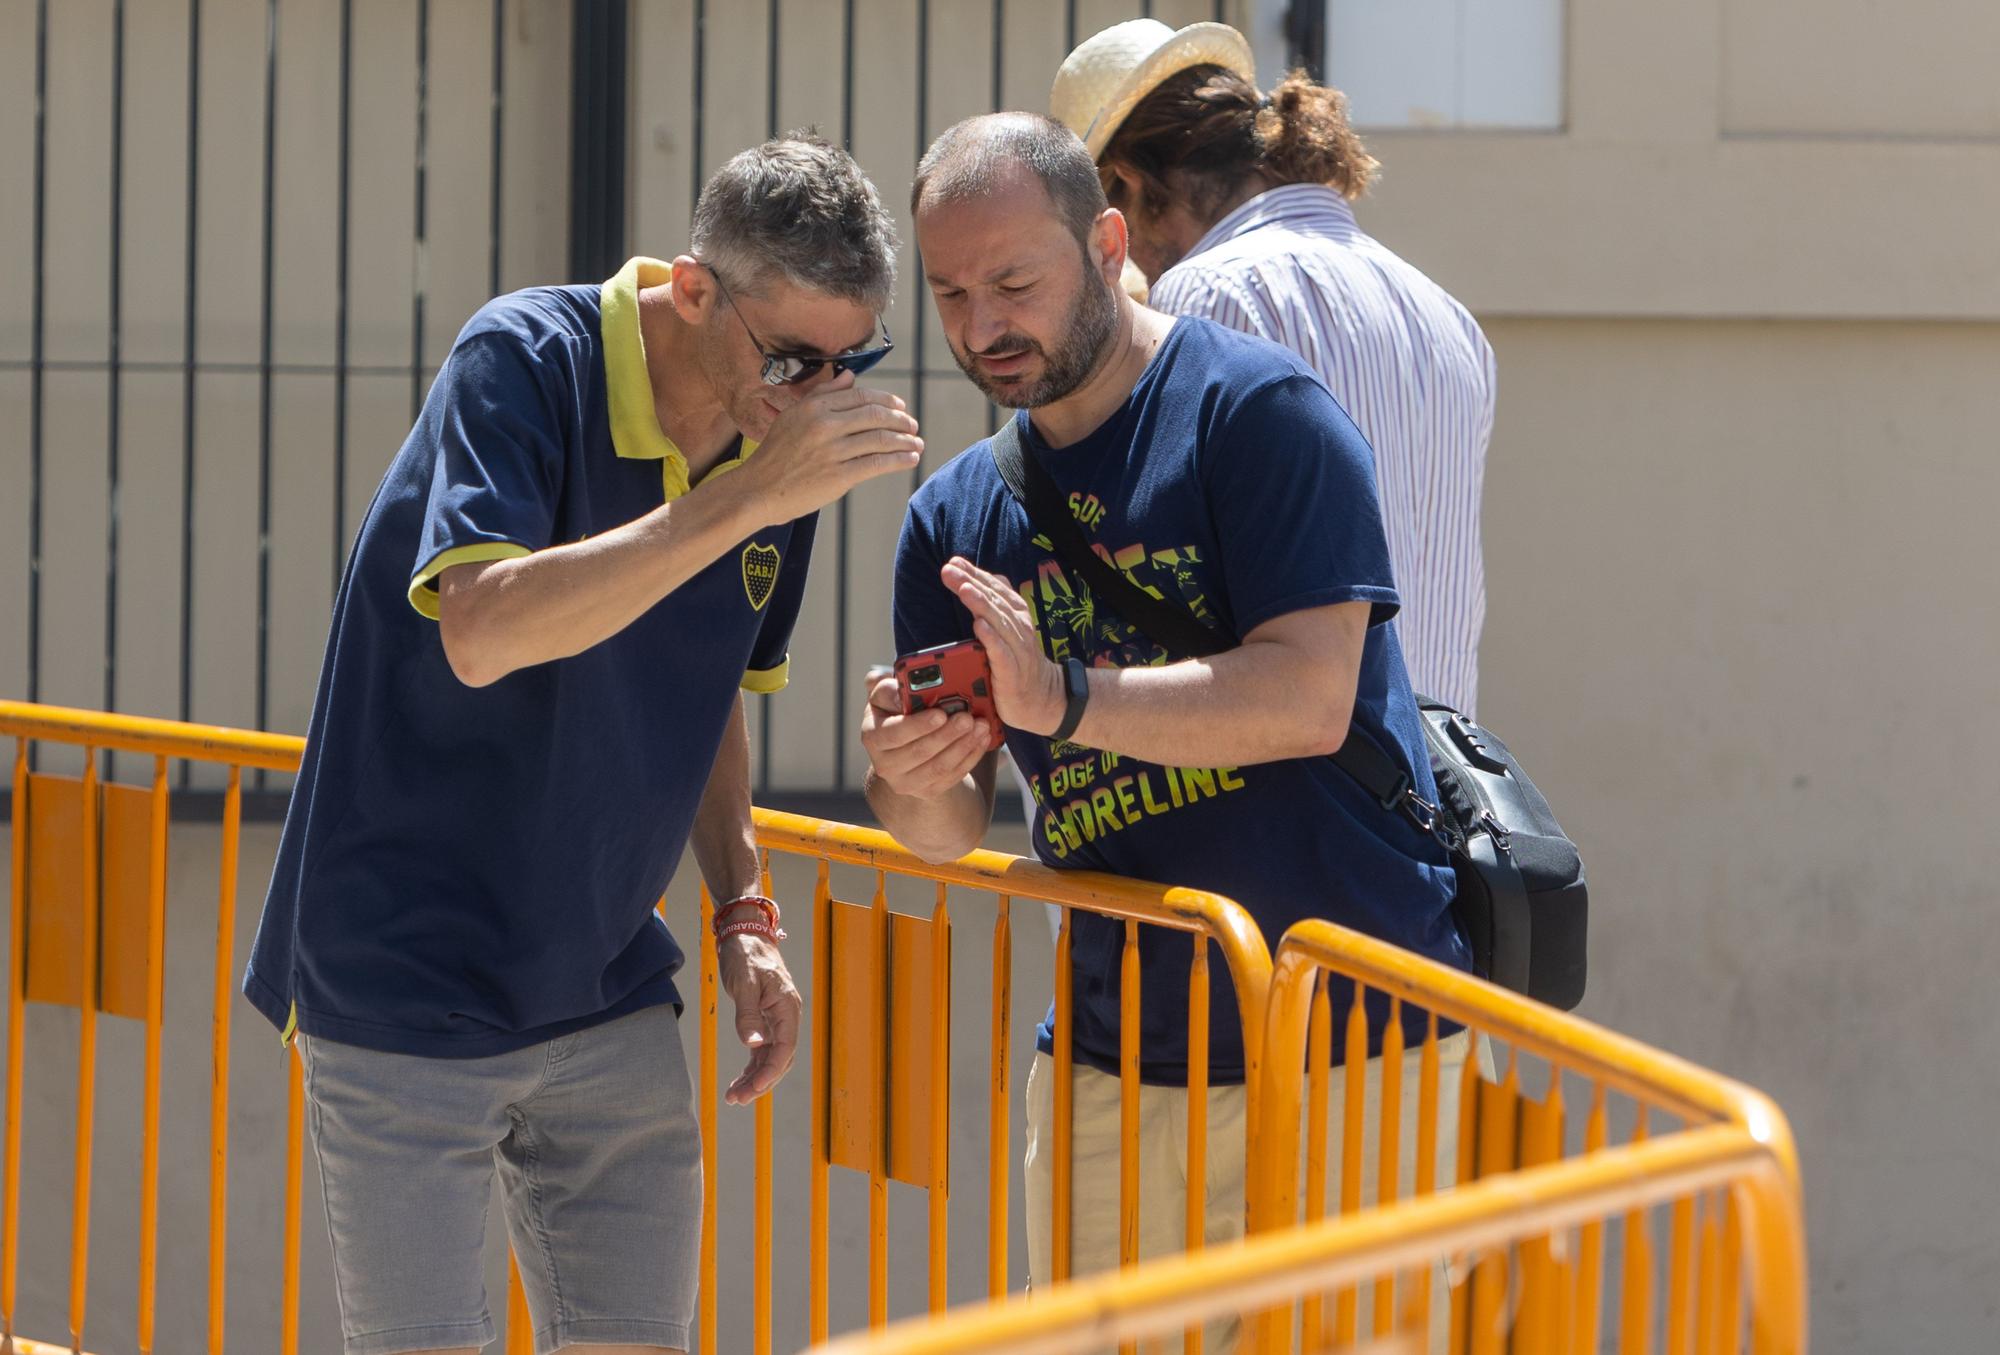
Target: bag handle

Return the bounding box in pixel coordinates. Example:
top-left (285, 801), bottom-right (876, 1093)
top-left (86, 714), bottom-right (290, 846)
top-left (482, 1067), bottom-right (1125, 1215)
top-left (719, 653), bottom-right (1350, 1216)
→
top-left (987, 415), bottom-right (1452, 846)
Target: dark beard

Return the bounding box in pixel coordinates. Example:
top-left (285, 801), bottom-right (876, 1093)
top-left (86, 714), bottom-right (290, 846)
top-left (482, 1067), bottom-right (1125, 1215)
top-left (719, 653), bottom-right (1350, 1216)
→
top-left (953, 269), bottom-right (1119, 409)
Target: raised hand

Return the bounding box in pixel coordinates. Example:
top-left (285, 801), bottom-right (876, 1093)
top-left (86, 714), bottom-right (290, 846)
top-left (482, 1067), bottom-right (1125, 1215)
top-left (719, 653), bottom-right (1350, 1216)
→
top-left (738, 372), bottom-right (923, 526)
top-left (939, 556), bottom-right (1065, 737)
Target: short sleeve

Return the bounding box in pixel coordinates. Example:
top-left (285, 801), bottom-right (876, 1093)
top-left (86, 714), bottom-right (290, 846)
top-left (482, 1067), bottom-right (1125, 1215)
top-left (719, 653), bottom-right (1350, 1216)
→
top-left (891, 491), bottom-right (973, 658)
top-left (407, 334), bottom-right (568, 619)
top-left (743, 513), bottom-right (818, 694)
top-left (1203, 375), bottom-right (1401, 637)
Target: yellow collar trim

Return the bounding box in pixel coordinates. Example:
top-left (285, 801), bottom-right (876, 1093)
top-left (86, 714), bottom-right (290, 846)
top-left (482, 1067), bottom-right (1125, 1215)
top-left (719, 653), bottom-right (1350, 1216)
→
top-left (601, 256), bottom-right (759, 502)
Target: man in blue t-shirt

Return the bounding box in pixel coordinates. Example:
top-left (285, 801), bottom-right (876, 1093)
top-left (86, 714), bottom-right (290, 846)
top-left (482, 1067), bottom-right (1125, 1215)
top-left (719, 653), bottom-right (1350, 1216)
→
top-left (861, 114), bottom-right (1475, 1344)
top-left (243, 137), bottom-right (922, 1355)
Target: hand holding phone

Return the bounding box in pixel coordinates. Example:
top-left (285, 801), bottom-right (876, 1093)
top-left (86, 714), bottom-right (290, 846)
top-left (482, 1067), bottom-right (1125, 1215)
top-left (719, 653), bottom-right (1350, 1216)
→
top-left (894, 640), bottom-right (1006, 751)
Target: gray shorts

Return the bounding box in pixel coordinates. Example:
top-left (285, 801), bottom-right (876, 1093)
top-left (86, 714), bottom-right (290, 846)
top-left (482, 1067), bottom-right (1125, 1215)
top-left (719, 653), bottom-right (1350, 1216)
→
top-left (301, 1003), bottom-right (701, 1355)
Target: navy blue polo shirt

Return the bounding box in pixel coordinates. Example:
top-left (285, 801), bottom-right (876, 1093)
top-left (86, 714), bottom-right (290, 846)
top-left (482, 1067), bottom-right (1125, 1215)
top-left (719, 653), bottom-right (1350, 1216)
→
top-left (893, 319), bottom-right (1467, 1085)
top-left (244, 258), bottom-right (816, 1058)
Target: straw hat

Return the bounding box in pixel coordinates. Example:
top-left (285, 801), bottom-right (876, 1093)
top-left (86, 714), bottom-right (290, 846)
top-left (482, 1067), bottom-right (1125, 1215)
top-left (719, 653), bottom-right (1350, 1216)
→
top-left (1050, 18), bottom-right (1258, 160)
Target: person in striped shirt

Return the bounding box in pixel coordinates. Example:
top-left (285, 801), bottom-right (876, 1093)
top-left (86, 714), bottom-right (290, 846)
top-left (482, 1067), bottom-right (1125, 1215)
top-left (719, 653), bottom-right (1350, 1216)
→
top-left (1053, 19), bottom-right (1495, 717)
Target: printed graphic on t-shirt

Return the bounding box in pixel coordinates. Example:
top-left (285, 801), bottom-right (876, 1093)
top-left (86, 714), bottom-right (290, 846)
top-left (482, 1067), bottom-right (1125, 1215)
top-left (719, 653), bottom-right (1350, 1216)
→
top-left (1015, 510), bottom-right (1249, 861)
top-left (742, 542), bottom-right (781, 610)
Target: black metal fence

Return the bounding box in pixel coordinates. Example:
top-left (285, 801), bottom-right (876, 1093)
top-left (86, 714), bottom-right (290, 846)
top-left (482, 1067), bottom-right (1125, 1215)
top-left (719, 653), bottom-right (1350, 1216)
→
top-left (2, 0), bottom-right (1243, 813)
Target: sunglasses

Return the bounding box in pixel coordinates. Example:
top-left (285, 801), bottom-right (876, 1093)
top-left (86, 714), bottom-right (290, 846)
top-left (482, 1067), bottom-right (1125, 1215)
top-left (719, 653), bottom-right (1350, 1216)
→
top-left (707, 266), bottom-right (894, 386)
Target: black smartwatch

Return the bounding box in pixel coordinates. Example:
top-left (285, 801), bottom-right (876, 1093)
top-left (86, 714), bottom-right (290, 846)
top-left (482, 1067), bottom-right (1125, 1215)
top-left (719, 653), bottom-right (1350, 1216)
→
top-left (1051, 656), bottom-right (1090, 743)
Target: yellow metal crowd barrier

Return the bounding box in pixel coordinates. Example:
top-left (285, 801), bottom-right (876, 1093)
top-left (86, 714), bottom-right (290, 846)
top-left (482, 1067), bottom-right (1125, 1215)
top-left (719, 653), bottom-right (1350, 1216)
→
top-left (0, 700), bottom-right (1275, 1354)
top-left (811, 918), bottom-right (1806, 1355)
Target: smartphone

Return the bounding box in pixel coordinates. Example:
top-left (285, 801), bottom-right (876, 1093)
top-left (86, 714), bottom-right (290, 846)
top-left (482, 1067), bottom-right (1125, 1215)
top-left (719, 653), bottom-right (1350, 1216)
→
top-left (894, 640), bottom-right (1005, 750)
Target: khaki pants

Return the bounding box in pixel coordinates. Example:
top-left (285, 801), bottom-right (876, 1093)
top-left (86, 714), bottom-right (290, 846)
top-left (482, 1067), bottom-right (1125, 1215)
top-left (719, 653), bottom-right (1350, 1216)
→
top-left (1024, 1032), bottom-right (1480, 1354)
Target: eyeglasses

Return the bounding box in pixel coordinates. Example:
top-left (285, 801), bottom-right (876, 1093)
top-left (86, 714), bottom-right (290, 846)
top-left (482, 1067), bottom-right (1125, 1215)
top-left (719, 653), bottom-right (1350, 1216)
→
top-left (706, 265), bottom-right (894, 386)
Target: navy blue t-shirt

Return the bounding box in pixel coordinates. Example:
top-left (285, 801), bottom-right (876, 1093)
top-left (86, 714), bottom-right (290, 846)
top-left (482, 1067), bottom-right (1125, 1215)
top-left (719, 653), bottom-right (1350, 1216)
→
top-left (244, 258), bottom-right (815, 1057)
top-left (893, 318), bottom-right (1467, 1085)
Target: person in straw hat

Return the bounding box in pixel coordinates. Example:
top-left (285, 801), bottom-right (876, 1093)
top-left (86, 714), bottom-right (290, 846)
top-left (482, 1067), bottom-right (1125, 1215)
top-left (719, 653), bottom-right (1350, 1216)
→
top-left (1053, 18), bottom-right (1495, 722)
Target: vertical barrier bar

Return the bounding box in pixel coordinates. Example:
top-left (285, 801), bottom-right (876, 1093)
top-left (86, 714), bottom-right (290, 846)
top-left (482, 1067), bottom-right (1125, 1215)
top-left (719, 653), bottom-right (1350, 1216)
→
top-left (506, 1253), bottom-right (532, 1355)
top-left (755, 862), bottom-right (775, 1355)
top-left (1335, 983), bottom-right (1368, 1344)
top-left (1300, 975), bottom-right (1331, 1346)
top-left (1449, 1035), bottom-right (1483, 1353)
top-left (1717, 1192), bottom-right (1743, 1353)
top-left (137, 755), bottom-right (170, 1353)
top-left (1574, 1083), bottom-right (1610, 1354)
top-left (928, 885), bottom-right (952, 1314)
top-left (1668, 1195), bottom-right (1697, 1355)
top-left (209, 764), bottom-right (243, 1355)
top-left (1695, 1192), bottom-right (1722, 1355)
top-left (70, 750), bottom-right (104, 1350)
top-left (1408, 1011), bottom-right (1441, 1330)
top-left (1468, 1051), bottom-right (1519, 1355)
top-left (987, 895), bottom-right (1012, 1301)
top-left (1052, 906), bottom-right (1073, 1284)
top-left (699, 884), bottom-right (719, 1354)
top-left (1373, 997), bottom-right (1405, 1339)
top-left (2, 741), bottom-right (26, 1345)
top-left (810, 861), bottom-right (831, 1339)
top-left (1117, 918), bottom-right (1141, 1355)
top-left (870, 871), bottom-right (890, 1328)
top-left (1620, 1117), bottom-right (1655, 1355)
top-left (1182, 939), bottom-right (1209, 1355)
top-left (282, 1045), bottom-right (304, 1355)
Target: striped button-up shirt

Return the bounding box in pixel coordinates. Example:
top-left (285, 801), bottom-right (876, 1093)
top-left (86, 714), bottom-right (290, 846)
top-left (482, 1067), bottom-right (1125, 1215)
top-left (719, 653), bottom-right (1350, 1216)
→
top-left (1149, 184), bottom-right (1495, 716)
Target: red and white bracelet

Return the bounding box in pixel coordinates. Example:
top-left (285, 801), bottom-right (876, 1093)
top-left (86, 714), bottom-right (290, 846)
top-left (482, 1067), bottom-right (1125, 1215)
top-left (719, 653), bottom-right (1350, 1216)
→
top-left (712, 894), bottom-right (786, 945)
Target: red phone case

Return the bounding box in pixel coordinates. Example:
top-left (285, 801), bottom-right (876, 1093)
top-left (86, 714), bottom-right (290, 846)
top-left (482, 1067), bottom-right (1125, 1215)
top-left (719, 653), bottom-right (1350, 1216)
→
top-left (895, 640), bottom-right (1005, 750)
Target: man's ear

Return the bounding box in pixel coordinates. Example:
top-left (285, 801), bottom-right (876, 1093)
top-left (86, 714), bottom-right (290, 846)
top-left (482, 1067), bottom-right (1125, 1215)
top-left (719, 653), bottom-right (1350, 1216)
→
top-left (670, 254), bottom-right (717, 324)
top-left (1091, 209), bottom-right (1131, 287)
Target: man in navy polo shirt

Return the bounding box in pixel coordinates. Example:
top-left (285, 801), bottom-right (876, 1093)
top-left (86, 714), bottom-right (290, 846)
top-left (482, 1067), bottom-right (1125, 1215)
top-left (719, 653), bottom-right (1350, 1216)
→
top-left (860, 115), bottom-right (1475, 1350)
top-left (243, 136), bottom-right (920, 1355)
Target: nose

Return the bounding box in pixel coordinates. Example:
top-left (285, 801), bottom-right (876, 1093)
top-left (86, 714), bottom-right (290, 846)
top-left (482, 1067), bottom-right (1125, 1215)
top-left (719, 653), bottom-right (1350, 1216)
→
top-left (961, 294), bottom-right (1010, 355)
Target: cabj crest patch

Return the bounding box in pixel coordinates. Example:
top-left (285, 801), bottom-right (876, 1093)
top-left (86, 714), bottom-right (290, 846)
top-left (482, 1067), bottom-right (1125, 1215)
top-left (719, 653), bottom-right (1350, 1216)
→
top-left (741, 542), bottom-right (781, 611)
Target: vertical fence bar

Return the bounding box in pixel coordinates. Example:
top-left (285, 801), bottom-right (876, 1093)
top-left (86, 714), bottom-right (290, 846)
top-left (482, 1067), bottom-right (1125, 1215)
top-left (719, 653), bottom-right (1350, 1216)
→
top-left (332, 0), bottom-right (353, 583)
top-left (810, 860), bottom-right (831, 1339)
top-left (987, 894), bottom-right (1012, 1301)
top-left (1718, 1192), bottom-right (1743, 1353)
top-left (1, 741), bottom-right (26, 1345)
top-left (1373, 997), bottom-right (1405, 1339)
top-left (1408, 1011), bottom-right (1441, 1329)
top-left (179, 0), bottom-right (202, 753)
top-left (1620, 1117), bottom-right (1655, 1355)
top-left (105, 0), bottom-right (128, 721)
top-left (26, 0), bottom-right (48, 711)
top-left (281, 1045), bottom-right (304, 1355)
top-left (1117, 919), bottom-right (1142, 1355)
top-left (1449, 1035), bottom-right (1481, 1352)
top-left (411, 0), bottom-right (430, 420)
top-left (1574, 1083), bottom-right (1610, 1353)
top-left (755, 859), bottom-right (775, 1355)
top-left (209, 763), bottom-right (242, 1355)
top-left (928, 884), bottom-right (952, 1313)
top-left (506, 1253), bottom-right (531, 1355)
top-left (699, 883), bottom-right (719, 1354)
top-left (68, 751), bottom-right (104, 1349)
top-left (490, 0), bottom-right (505, 298)
top-left (1335, 983), bottom-right (1368, 1344)
top-left (830, 0), bottom-right (855, 788)
top-left (1052, 905), bottom-right (1074, 1284)
top-left (255, 0), bottom-right (280, 768)
top-left (1668, 1194), bottom-right (1698, 1355)
top-left (1182, 938), bottom-right (1209, 1355)
top-left (1301, 974), bottom-right (1331, 1346)
top-left (869, 871), bottom-right (890, 1327)
top-left (1695, 1192), bottom-right (1722, 1355)
top-left (137, 755), bottom-right (169, 1354)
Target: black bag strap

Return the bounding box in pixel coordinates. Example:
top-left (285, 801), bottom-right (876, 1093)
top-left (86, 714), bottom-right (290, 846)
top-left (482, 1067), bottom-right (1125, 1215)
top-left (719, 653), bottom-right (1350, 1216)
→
top-left (988, 416), bottom-right (1454, 847)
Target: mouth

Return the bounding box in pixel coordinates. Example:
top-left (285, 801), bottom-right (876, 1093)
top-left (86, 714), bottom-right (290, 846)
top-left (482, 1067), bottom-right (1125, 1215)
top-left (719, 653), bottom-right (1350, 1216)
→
top-left (975, 348), bottom-right (1034, 378)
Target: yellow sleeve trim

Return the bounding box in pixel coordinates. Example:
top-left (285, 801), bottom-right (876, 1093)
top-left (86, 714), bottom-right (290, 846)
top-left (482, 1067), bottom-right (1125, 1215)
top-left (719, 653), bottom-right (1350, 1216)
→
top-left (407, 542), bottom-right (535, 619)
top-left (741, 657), bottom-right (791, 694)
top-left (279, 1001), bottom-right (299, 1048)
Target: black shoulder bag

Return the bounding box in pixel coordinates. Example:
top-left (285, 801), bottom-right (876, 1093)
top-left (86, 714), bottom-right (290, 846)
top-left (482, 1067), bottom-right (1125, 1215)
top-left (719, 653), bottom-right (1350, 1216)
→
top-left (989, 418), bottom-right (1588, 1009)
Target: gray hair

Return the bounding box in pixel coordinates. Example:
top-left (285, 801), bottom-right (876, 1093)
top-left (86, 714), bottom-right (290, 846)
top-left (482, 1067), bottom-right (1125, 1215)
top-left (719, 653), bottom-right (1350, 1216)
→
top-left (911, 112), bottom-right (1107, 246)
top-left (691, 132), bottom-right (898, 313)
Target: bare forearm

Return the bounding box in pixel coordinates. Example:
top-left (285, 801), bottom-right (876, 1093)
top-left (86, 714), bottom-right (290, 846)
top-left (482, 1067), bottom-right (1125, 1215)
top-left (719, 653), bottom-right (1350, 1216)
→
top-left (864, 761), bottom-right (996, 864)
top-left (690, 695), bottom-right (763, 904)
top-left (440, 474), bottom-right (759, 686)
top-left (1061, 641), bottom-right (1355, 768)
